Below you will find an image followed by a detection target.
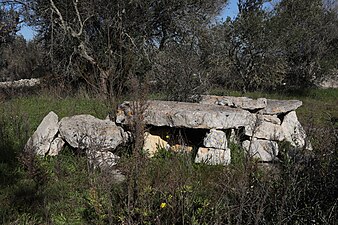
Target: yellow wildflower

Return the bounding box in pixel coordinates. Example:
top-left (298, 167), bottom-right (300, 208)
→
top-left (160, 202), bottom-right (167, 209)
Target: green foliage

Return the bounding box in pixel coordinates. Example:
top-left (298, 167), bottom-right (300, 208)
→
top-left (229, 142), bottom-right (246, 167)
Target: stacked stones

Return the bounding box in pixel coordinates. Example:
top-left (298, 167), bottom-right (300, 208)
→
top-left (117, 95), bottom-right (310, 165)
top-left (195, 129), bottom-right (231, 165)
top-left (26, 95), bottom-right (310, 169)
top-left (25, 112), bottom-right (129, 173)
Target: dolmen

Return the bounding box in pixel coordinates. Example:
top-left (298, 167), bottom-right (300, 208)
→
top-left (116, 95), bottom-right (311, 164)
top-left (25, 95), bottom-right (311, 169)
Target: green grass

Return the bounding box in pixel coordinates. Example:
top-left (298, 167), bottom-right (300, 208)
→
top-left (0, 89), bottom-right (337, 224)
top-left (0, 94), bottom-right (110, 136)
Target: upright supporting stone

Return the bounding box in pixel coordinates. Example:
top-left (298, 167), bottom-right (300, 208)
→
top-left (25, 111), bottom-right (59, 156)
top-left (242, 139), bottom-right (279, 162)
top-left (281, 111), bottom-right (310, 149)
top-left (143, 132), bottom-right (170, 157)
top-left (203, 129), bottom-right (227, 149)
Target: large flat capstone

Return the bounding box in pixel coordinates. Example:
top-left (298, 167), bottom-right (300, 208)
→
top-left (116, 100), bottom-right (255, 129)
top-left (259, 99), bottom-right (302, 115)
top-left (200, 95), bottom-right (267, 110)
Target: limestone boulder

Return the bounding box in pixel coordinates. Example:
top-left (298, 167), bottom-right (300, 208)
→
top-left (242, 139), bottom-right (279, 161)
top-left (245, 116), bottom-right (285, 141)
top-left (25, 111), bottom-right (59, 156)
top-left (143, 132), bottom-right (170, 157)
top-left (259, 99), bottom-right (302, 115)
top-left (48, 137), bottom-right (65, 156)
top-left (203, 129), bottom-right (227, 149)
top-left (117, 100), bottom-right (256, 129)
top-left (59, 115), bottom-right (129, 151)
top-left (281, 111), bottom-right (310, 149)
top-left (86, 149), bottom-right (120, 169)
top-left (200, 95), bottom-right (267, 110)
top-left (195, 147), bottom-right (231, 165)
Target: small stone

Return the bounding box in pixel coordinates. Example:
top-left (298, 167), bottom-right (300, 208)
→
top-left (48, 137), bottom-right (65, 156)
top-left (195, 147), bottom-right (231, 165)
top-left (203, 129), bottom-right (227, 149)
top-left (170, 144), bottom-right (193, 153)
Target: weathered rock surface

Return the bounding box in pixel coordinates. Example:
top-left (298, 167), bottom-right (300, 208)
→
top-left (259, 99), bottom-right (302, 115)
top-left (48, 137), bottom-right (65, 156)
top-left (86, 149), bottom-right (120, 169)
top-left (59, 115), bottom-right (129, 150)
top-left (143, 132), bottom-right (170, 157)
top-left (195, 147), bottom-right (231, 165)
top-left (203, 129), bottom-right (227, 149)
top-left (200, 95), bottom-right (267, 110)
top-left (281, 111), bottom-right (310, 149)
top-left (261, 115), bottom-right (281, 125)
top-left (245, 116), bottom-right (285, 141)
top-left (242, 139), bottom-right (279, 161)
top-left (25, 111), bottom-right (59, 156)
top-left (117, 100), bottom-right (255, 129)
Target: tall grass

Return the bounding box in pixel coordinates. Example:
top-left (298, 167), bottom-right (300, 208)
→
top-left (0, 90), bottom-right (337, 224)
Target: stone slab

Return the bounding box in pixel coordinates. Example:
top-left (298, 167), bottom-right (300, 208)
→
top-left (116, 100), bottom-right (255, 129)
top-left (259, 99), bottom-right (302, 115)
top-left (200, 95), bottom-right (267, 110)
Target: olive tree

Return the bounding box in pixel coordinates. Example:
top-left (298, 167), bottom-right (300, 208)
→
top-left (29, 0), bottom-right (227, 98)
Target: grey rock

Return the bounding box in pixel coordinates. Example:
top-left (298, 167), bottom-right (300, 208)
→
top-left (116, 100), bottom-right (256, 129)
top-left (261, 115), bottom-right (281, 125)
top-left (48, 137), bottom-right (65, 156)
top-left (59, 115), bottom-right (129, 150)
top-left (245, 115), bottom-right (285, 141)
top-left (25, 111), bottom-right (59, 156)
top-left (259, 99), bottom-right (302, 115)
top-left (203, 129), bottom-right (227, 149)
top-left (86, 149), bottom-right (120, 169)
top-left (281, 111), bottom-right (310, 149)
top-left (242, 139), bottom-right (279, 161)
top-left (200, 95), bottom-right (267, 110)
top-left (195, 147), bottom-right (231, 165)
